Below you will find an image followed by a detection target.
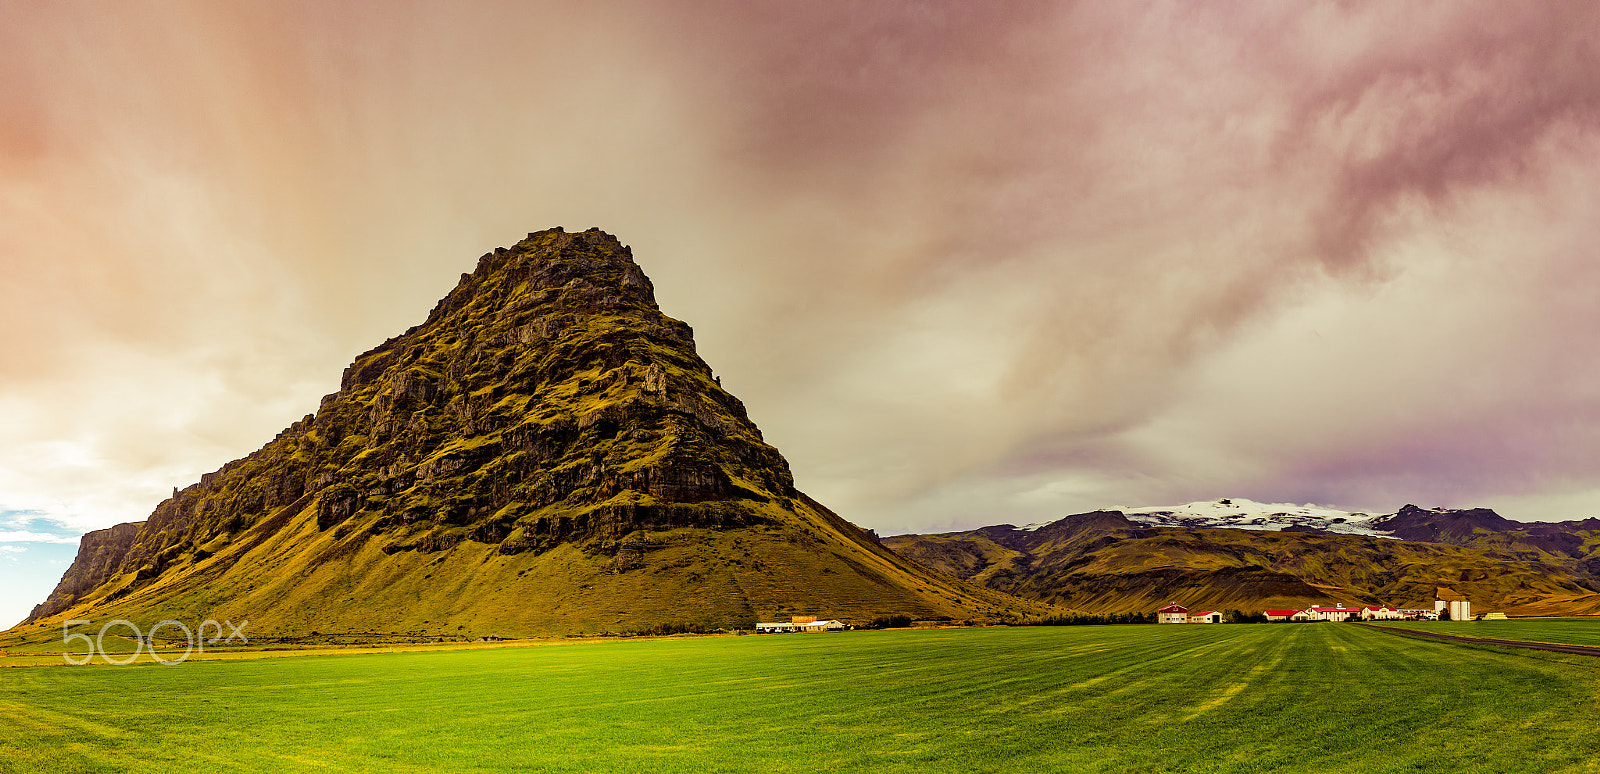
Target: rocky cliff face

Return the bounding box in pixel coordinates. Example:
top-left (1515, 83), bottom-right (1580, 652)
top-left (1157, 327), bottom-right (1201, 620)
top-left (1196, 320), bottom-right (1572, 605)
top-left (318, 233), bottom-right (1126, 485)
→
top-left (28, 522), bottom-right (143, 621)
top-left (16, 228), bottom-right (1035, 639)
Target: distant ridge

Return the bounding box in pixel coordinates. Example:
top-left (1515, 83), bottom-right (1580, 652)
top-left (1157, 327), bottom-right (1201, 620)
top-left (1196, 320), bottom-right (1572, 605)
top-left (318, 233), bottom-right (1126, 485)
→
top-left (886, 502), bottom-right (1600, 616)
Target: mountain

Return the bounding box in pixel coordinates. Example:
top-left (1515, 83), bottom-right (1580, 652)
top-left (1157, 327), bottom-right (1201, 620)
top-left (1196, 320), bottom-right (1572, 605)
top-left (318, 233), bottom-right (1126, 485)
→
top-left (885, 503), bottom-right (1600, 616)
top-left (8, 228), bottom-right (1036, 645)
top-left (1368, 504), bottom-right (1519, 541)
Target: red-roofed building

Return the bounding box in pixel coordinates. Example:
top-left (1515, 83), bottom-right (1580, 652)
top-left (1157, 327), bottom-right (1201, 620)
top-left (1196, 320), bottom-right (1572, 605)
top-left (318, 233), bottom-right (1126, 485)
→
top-left (1263, 610), bottom-right (1302, 622)
top-left (1157, 603), bottom-right (1189, 624)
top-left (1190, 611), bottom-right (1222, 624)
top-left (1360, 606), bottom-right (1401, 621)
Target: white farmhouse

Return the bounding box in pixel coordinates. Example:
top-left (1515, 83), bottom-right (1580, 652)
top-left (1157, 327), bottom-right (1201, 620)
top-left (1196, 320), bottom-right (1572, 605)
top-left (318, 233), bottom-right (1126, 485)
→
top-left (1157, 603), bottom-right (1189, 624)
top-left (800, 620), bottom-right (846, 632)
top-left (1360, 606), bottom-right (1402, 621)
top-left (1305, 605), bottom-right (1362, 622)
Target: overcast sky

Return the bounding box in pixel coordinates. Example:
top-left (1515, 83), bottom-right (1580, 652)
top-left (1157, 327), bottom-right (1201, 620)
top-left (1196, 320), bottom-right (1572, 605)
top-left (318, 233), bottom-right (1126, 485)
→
top-left (6, 1), bottom-right (1600, 626)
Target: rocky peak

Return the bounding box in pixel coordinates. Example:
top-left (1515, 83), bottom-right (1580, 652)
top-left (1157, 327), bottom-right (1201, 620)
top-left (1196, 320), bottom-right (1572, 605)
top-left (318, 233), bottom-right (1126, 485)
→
top-left (1014, 510), bottom-right (1138, 547)
top-left (290, 226), bottom-right (797, 548)
top-left (1371, 504), bottom-right (1517, 544)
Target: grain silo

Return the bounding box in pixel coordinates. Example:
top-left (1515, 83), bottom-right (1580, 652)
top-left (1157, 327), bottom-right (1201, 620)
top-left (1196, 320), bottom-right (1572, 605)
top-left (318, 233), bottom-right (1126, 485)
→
top-left (1435, 587), bottom-right (1471, 621)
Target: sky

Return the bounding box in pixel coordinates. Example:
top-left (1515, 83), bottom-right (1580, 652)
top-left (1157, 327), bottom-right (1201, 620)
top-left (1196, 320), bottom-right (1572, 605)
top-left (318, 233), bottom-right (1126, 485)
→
top-left (5, 1), bottom-right (1600, 627)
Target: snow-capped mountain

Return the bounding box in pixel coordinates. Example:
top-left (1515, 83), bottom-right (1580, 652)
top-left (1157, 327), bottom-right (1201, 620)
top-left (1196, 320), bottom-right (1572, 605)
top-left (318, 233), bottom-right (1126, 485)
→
top-left (1022, 498), bottom-right (1394, 537)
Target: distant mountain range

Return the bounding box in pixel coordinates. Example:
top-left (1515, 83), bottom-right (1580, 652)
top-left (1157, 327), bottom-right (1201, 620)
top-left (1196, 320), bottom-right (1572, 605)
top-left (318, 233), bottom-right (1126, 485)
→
top-left (4, 228), bottom-right (1036, 648)
top-left (886, 501), bottom-right (1600, 617)
top-left (1024, 498), bottom-right (1390, 537)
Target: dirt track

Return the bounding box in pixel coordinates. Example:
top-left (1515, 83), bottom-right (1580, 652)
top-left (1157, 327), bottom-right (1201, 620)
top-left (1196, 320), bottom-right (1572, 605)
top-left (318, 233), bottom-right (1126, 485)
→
top-left (1357, 623), bottom-right (1600, 657)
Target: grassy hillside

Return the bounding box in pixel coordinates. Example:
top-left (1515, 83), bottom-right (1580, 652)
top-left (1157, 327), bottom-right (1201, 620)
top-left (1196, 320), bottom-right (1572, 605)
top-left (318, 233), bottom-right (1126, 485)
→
top-left (4, 500), bottom-right (1027, 648)
top-left (6, 625), bottom-right (1600, 772)
top-left (885, 511), bottom-right (1600, 614)
top-left (1501, 592), bottom-right (1600, 617)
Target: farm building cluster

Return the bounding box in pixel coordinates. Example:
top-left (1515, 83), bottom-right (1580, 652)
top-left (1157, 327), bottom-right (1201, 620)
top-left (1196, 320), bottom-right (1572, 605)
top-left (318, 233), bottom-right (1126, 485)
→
top-left (1158, 604), bottom-right (1223, 624)
top-left (755, 616), bottom-right (847, 633)
top-left (1158, 587), bottom-right (1481, 623)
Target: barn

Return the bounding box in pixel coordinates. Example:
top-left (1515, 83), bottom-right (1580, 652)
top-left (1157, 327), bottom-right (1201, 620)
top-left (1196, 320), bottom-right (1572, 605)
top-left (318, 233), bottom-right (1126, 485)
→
top-left (1157, 603), bottom-right (1189, 624)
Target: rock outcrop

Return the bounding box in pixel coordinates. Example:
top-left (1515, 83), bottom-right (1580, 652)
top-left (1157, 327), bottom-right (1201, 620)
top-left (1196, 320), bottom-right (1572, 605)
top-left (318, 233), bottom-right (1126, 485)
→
top-left (28, 522), bottom-right (143, 621)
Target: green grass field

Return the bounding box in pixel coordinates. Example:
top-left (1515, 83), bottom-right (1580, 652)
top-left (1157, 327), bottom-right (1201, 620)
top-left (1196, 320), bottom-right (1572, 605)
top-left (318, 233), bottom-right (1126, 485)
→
top-left (1368, 617), bottom-right (1600, 647)
top-left (4, 625), bottom-right (1600, 773)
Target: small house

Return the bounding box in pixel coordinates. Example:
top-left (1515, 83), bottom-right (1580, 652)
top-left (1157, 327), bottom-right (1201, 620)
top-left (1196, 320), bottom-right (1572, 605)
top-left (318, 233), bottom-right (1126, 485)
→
top-left (1263, 610), bottom-right (1301, 622)
top-left (1189, 611), bottom-right (1222, 624)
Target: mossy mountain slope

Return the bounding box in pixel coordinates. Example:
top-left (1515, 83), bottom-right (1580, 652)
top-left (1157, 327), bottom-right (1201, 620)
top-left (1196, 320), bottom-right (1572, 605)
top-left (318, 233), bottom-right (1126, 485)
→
top-left (885, 509), bottom-right (1600, 615)
top-left (13, 228), bottom-right (1035, 643)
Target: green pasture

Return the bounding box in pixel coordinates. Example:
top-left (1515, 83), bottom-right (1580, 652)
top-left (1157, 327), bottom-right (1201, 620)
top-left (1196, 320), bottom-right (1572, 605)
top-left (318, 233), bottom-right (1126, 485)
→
top-left (1368, 617), bottom-right (1600, 647)
top-left (4, 624), bottom-right (1600, 773)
